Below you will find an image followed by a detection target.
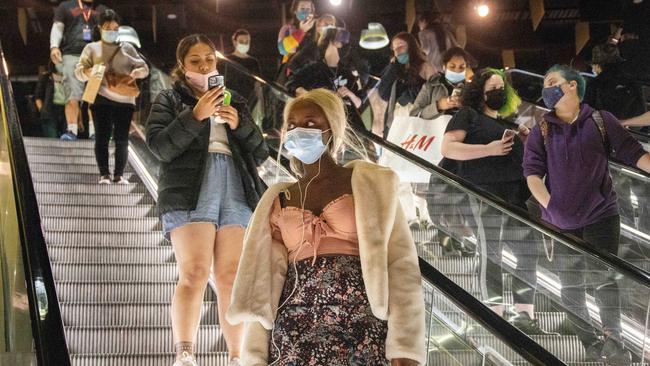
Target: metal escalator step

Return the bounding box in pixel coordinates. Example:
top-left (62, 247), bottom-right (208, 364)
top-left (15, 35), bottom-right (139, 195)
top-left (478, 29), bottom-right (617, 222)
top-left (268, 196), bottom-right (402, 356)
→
top-left (70, 352), bottom-right (229, 366)
top-left (470, 334), bottom-right (585, 363)
top-left (23, 137), bottom-right (96, 148)
top-left (26, 146), bottom-right (98, 157)
top-left (427, 350), bottom-right (484, 366)
top-left (34, 182), bottom-right (146, 195)
top-left (65, 325), bottom-right (226, 354)
top-left (48, 246), bottom-right (174, 263)
top-left (36, 192), bottom-right (154, 206)
top-left (39, 204), bottom-right (155, 219)
top-left (44, 231), bottom-right (166, 247)
top-left (60, 302), bottom-right (218, 326)
top-left (56, 282), bottom-right (214, 302)
top-left (52, 263), bottom-right (180, 282)
top-left (31, 171), bottom-right (141, 184)
top-left (42, 217), bottom-right (160, 232)
top-left (27, 153), bottom-right (112, 165)
top-left (29, 162), bottom-right (134, 174)
top-left (421, 256), bottom-right (479, 273)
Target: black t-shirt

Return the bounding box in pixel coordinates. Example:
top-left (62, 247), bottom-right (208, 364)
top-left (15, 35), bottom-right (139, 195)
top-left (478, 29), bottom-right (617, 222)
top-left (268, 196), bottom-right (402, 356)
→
top-left (445, 107), bottom-right (525, 184)
top-left (286, 60), bottom-right (365, 104)
top-left (220, 54), bottom-right (262, 101)
top-left (54, 0), bottom-right (106, 55)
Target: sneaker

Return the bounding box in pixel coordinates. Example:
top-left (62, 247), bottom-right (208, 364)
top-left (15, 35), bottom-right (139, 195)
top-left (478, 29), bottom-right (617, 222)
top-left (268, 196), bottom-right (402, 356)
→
top-left (89, 134), bottom-right (95, 140)
top-left (601, 336), bottom-right (632, 365)
top-left (227, 358), bottom-right (241, 366)
top-left (173, 351), bottom-right (198, 366)
top-left (509, 312), bottom-right (559, 336)
top-left (113, 176), bottom-right (130, 185)
top-left (584, 339), bottom-right (605, 362)
top-left (98, 175), bottom-right (111, 185)
top-left (60, 131), bottom-right (77, 141)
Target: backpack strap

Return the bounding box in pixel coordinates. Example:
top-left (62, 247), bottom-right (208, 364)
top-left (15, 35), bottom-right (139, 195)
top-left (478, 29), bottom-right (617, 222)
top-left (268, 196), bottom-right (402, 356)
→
top-left (539, 119), bottom-right (550, 147)
top-left (591, 110), bottom-right (612, 157)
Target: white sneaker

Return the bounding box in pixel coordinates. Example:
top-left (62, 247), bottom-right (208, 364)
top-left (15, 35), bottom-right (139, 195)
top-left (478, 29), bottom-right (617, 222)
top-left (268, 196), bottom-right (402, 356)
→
top-left (113, 176), bottom-right (130, 185)
top-left (173, 351), bottom-right (198, 366)
top-left (228, 358), bottom-right (242, 366)
top-left (98, 175), bottom-right (111, 185)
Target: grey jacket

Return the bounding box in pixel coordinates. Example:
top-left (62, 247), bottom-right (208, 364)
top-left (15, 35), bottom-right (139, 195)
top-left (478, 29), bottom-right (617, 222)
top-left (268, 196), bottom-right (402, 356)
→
top-left (410, 74), bottom-right (451, 120)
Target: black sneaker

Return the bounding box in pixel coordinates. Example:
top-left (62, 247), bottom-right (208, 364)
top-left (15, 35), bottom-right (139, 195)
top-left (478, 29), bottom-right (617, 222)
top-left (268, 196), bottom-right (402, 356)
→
top-left (601, 336), bottom-right (632, 366)
top-left (585, 339), bottom-right (605, 362)
top-left (510, 312), bottom-right (560, 336)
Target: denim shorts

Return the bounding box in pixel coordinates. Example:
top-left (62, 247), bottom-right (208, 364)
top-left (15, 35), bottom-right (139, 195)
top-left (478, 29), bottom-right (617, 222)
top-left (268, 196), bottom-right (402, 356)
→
top-left (162, 153), bottom-right (252, 240)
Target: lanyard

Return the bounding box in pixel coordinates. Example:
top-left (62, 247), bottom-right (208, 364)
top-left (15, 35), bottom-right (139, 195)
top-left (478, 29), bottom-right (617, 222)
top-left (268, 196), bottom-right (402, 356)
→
top-left (77, 0), bottom-right (92, 24)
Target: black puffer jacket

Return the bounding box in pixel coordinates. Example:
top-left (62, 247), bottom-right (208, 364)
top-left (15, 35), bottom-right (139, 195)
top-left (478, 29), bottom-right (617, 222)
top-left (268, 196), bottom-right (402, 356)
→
top-left (146, 81), bottom-right (269, 216)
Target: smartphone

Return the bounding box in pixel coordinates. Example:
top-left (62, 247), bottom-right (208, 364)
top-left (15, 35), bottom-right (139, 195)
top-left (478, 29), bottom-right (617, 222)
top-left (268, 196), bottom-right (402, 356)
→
top-left (451, 88), bottom-right (462, 97)
top-left (502, 129), bottom-right (517, 142)
top-left (207, 75), bottom-right (224, 90)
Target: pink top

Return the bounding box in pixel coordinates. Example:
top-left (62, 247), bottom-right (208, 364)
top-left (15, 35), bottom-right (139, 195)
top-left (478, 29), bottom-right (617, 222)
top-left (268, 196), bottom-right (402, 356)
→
top-left (270, 193), bottom-right (360, 264)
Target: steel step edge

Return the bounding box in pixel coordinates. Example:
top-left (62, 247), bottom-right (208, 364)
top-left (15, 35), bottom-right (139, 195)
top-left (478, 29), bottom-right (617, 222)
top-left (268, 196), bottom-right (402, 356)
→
top-left (60, 302), bottom-right (219, 326)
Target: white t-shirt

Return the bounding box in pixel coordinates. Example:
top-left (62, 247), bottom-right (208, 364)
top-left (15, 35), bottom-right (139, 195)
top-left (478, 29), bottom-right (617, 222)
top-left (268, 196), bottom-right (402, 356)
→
top-left (208, 116), bottom-right (232, 155)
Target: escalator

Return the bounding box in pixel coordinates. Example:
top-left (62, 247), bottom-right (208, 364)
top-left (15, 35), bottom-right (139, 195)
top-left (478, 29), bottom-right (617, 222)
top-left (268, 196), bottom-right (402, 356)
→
top-left (1, 43), bottom-right (568, 366)
top-left (205, 55), bottom-right (650, 364)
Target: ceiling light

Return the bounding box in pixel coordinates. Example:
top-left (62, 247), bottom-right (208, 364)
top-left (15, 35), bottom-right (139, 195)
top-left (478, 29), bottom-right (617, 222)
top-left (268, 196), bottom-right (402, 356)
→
top-left (360, 23), bottom-right (389, 50)
top-left (329, 0), bottom-right (342, 5)
top-left (477, 4), bottom-right (489, 17)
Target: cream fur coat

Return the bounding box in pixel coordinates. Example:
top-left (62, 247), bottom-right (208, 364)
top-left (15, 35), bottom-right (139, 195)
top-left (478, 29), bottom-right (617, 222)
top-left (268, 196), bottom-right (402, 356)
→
top-left (226, 160), bottom-right (426, 365)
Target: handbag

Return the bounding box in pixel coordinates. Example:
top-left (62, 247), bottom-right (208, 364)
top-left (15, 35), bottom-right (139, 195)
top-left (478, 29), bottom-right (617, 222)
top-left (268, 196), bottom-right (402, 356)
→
top-left (104, 44), bottom-right (140, 97)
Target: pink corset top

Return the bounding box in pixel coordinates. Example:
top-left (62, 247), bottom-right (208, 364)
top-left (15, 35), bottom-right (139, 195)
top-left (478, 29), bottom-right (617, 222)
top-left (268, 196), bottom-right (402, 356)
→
top-left (270, 193), bottom-right (359, 263)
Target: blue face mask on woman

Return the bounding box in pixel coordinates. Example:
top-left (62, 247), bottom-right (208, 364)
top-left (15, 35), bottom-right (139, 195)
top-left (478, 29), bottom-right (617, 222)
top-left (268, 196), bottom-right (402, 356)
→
top-left (296, 10), bottom-right (311, 22)
top-left (396, 52), bottom-right (409, 65)
top-left (284, 127), bottom-right (330, 164)
top-left (542, 83), bottom-right (566, 109)
top-left (445, 69), bottom-right (466, 84)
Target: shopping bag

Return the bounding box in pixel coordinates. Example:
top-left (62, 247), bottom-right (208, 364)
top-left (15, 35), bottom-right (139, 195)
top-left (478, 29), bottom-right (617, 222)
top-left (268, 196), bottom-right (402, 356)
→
top-left (378, 113), bottom-right (452, 183)
top-left (82, 64), bottom-right (106, 104)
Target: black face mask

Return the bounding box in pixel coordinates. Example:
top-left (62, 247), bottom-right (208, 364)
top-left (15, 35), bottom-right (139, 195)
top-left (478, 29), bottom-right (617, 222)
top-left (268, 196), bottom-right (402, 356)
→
top-left (485, 88), bottom-right (506, 111)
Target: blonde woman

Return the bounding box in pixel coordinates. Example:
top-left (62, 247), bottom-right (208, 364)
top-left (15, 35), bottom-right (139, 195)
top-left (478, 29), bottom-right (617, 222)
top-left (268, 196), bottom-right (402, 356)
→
top-left (227, 88), bottom-right (426, 365)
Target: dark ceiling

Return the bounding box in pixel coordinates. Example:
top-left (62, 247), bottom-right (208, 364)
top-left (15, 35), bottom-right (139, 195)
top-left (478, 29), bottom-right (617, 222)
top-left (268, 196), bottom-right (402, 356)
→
top-left (1, 0), bottom-right (648, 78)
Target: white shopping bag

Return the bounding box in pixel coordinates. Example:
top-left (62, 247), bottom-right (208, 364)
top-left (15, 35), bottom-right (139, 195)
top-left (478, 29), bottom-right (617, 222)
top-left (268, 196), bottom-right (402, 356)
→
top-left (378, 114), bottom-right (452, 183)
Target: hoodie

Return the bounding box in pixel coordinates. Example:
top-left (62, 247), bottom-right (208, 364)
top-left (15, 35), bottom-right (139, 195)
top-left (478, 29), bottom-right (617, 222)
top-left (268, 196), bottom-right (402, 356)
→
top-left (523, 103), bottom-right (646, 230)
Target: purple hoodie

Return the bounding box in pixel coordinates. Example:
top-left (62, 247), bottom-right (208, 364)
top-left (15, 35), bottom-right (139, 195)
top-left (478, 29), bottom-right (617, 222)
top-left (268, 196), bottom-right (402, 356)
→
top-left (523, 103), bottom-right (647, 230)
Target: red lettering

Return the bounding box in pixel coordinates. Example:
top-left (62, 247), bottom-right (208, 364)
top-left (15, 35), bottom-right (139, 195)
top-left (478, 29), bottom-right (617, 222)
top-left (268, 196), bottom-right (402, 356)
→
top-left (415, 136), bottom-right (435, 151)
top-left (400, 134), bottom-right (418, 150)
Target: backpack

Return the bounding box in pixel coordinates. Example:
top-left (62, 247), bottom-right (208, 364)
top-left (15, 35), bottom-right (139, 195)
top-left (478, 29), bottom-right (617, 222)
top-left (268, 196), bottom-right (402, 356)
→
top-left (539, 110), bottom-right (613, 158)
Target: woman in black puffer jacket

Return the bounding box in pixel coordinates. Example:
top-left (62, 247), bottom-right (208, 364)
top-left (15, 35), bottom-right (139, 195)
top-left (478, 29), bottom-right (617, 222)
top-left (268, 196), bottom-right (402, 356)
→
top-left (146, 34), bottom-right (268, 366)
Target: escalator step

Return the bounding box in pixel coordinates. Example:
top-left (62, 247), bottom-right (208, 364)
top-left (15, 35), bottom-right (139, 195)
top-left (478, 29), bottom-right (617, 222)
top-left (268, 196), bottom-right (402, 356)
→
top-left (70, 353), bottom-right (229, 366)
top-left (48, 246), bottom-right (175, 263)
top-left (51, 263), bottom-right (180, 282)
top-left (36, 192), bottom-right (154, 206)
top-left (25, 146), bottom-right (97, 156)
top-left (24, 137), bottom-right (96, 148)
top-left (31, 171), bottom-right (141, 184)
top-left (27, 153), bottom-right (113, 165)
top-left (64, 325), bottom-right (226, 354)
top-left (44, 231), bottom-right (166, 247)
top-left (42, 217), bottom-right (161, 232)
top-left (34, 182), bottom-right (146, 195)
top-left (29, 162), bottom-right (134, 174)
top-left (60, 302), bottom-right (219, 326)
top-left (470, 334), bottom-right (585, 362)
top-left (39, 204), bottom-right (155, 219)
top-left (56, 282), bottom-right (215, 302)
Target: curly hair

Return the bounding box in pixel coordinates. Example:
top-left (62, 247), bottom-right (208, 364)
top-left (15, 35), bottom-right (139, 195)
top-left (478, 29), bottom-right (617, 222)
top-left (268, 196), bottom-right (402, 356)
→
top-left (461, 68), bottom-right (521, 117)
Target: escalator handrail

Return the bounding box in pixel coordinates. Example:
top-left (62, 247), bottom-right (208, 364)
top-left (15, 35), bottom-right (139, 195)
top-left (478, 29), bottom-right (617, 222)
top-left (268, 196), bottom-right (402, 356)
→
top-left (213, 54), bottom-right (650, 287)
top-left (506, 68), bottom-right (650, 145)
top-left (0, 43), bottom-right (71, 364)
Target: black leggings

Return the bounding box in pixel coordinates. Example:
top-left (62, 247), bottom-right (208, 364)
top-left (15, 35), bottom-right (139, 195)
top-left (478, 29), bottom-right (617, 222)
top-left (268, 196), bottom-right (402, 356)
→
top-left (556, 215), bottom-right (622, 347)
top-left (475, 181), bottom-right (538, 306)
top-left (90, 98), bottom-right (134, 177)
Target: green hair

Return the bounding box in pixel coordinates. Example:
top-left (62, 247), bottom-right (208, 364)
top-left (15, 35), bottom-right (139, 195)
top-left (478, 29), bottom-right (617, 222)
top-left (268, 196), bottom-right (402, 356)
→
top-left (482, 68), bottom-right (521, 117)
top-left (545, 64), bottom-right (586, 101)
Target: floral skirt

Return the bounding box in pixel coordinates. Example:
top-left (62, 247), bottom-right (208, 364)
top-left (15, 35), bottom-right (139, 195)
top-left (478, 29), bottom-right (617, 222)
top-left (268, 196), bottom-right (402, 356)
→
top-left (269, 255), bottom-right (389, 366)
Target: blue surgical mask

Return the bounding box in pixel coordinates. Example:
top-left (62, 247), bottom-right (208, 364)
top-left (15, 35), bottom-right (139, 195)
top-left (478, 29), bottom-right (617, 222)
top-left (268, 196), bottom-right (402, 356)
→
top-left (101, 30), bottom-right (119, 44)
top-left (396, 52), bottom-right (409, 65)
top-left (284, 127), bottom-right (330, 164)
top-left (445, 69), bottom-right (466, 84)
top-left (296, 10), bottom-right (311, 22)
top-left (542, 83), bottom-right (565, 109)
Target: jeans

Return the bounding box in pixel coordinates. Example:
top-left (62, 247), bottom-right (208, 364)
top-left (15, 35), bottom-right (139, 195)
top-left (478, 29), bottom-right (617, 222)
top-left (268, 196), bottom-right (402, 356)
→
top-left (555, 215), bottom-right (622, 347)
top-left (90, 97), bottom-right (134, 176)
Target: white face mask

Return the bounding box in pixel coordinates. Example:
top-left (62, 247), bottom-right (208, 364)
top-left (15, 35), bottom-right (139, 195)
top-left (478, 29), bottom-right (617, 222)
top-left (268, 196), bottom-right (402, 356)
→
top-left (236, 43), bottom-right (250, 54)
top-left (101, 30), bottom-right (119, 44)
